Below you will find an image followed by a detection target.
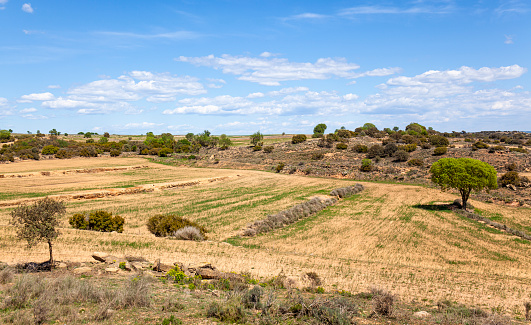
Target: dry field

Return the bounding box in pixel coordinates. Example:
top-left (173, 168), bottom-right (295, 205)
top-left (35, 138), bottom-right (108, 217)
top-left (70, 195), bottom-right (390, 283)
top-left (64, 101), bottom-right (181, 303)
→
top-left (1, 157), bottom-right (530, 318)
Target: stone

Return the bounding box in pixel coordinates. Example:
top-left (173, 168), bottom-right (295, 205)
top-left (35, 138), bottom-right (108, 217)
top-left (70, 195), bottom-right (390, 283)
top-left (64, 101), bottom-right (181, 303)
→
top-left (73, 267), bottom-right (92, 275)
top-left (105, 267), bottom-right (120, 274)
top-left (507, 184), bottom-right (517, 191)
top-left (413, 311), bottom-right (431, 318)
top-left (153, 259), bottom-right (172, 273)
top-left (56, 262), bottom-right (68, 269)
top-left (92, 252), bottom-right (109, 262)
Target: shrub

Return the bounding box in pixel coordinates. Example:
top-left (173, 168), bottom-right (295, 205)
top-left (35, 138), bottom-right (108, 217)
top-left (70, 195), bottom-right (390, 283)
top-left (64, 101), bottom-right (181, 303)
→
top-left (353, 144), bottom-right (368, 153)
top-left (510, 147), bottom-right (528, 153)
top-left (473, 141), bottom-right (489, 149)
top-left (317, 137), bottom-right (334, 148)
top-left (242, 286), bottom-right (263, 309)
top-left (146, 214), bottom-right (207, 237)
top-left (275, 162), bottom-right (285, 173)
top-left (393, 150), bottom-right (409, 162)
top-left (360, 159), bottom-right (373, 172)
top-left (383, 143), bottom-right (398, 156)
top-left (172, 226), bottom-right (205, 241)
top-left (263, 145), bottom-right (274, 153)
top-left (41, 145), bottom-right (59, 155)
top-left (69, 210), bottom-right (124, 233)
top-left (367, 144), bottom-right (385, 158)
top-left (79, 146), bottom-right (98, 157)
top-left (398, 143), bottom-right (417, 152)
top-left (311, 152), bottom-right (324, 160)
top-left (158, 148), bottom-right (173, 157)
top-left (110, 149), bottom-right (121, 157)
top-left (499, 171), bottom-right (520, 187)
top-left (371, 287), bottom-right (396, 317)
top-left (429, 135), bottom-right (449, 146)
top-left (336, 142), bottom-right (348, 150)
top-left (489, 145), bottom-right (505, 153)
top-left (336, 129), bottom-right (351, 139)
top-left (292, 134), bottom-right (307, 144)
top-left (55, 149), bottom-right (75, 159)
top-left (407, 159), bottom-right (424, 167)
top-left (207, 298), bottom-right (247, 323)
top-left (421, 142), bottom-right (432, 149)
top-left (433, 146), bottom-right (447, 156)
top-left (252, 145), bottom-right (262, 151)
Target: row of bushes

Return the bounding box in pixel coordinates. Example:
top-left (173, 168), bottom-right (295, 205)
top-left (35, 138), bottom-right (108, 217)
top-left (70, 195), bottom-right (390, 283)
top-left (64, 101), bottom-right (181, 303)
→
top-left (330, 184), bottom-right (364, 198)
top-left (243, 196), bottom-right (337, 237)
top-left (69, 210), bottom-right (124, 233)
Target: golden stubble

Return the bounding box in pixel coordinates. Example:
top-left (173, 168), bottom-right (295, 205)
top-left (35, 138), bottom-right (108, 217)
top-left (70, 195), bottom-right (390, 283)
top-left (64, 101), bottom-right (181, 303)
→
top-left (0, 157), bottom-right (530, 315)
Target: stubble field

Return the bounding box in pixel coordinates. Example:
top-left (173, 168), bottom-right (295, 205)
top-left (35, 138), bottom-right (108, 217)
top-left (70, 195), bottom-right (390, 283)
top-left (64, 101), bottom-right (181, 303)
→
top-left (1, 156), bottom-right (530, 318)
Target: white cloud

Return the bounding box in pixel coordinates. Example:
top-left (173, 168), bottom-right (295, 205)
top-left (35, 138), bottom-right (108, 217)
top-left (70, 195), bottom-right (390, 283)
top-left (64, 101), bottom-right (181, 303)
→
top-left (22, 114), bottom-right (48, 120)
top-left (47, 85), bottom-right (61, 89)
top-left (339, 3), bottom-right (454, 16)
top-left (176, 54), bottom-right (363, 86)
top-left (206, 78), bottom-right (226, 89)
top-left (386, 65), bottom-right (526, 86)
top-left (247, 92), bottom-right (265, 99)
top-left (22, 3), bottom-right (33, 13)
top-left (0, 97), bottom-right (8, 107)
top-left (504, 35), bottom-right (514, 44)
top-left (42, 98), bottom-right (87, 109)
top-left (96, 30), bottom-right (200, 40)
top-left (122, 122), bottom-right (163, 129)
top-left (284, 12), bottom-right (330, 20)
top-left (20, 107), bottom-right (37, 113)
top-left (20, 92), bottom-right (55, 101)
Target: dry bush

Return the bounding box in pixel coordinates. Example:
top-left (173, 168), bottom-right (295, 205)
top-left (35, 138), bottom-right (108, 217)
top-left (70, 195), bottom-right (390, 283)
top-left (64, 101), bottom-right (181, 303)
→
top-left (114, 275), bottom-right (151, 309)
top-left (330, 184), bottom-right (364, 198)
top-left (2, 273), bottom-right (46, 310)
top-left (0, 266), bottom-right (14, 284)
top-left (172, 226), bottom-right (205, 241)
top-left (371, 287), bottom-right (396, 317)
top-left (525, 301), bottom-right (531, 321)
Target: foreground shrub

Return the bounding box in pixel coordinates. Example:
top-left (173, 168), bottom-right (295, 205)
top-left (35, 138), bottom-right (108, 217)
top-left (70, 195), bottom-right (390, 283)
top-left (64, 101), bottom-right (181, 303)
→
top-left (336, 142), bottom-right (348, 150)
top-left (275, 162), bottom-right (285, 173)
top-left (291, 134), bottom-right (307, 144)
top-left (69, 210), bottom-right (124, 233)
top-left (207, 298), bottom-right (247, 323)
top-left (398, 143), bottom-right (417, 152)
top-left (147, 214), bottom-right (207, 238)
top-left (109, 149), bottom-right (121, 157)
top-left (429, 135), bottom-right (449, 146)
top-left (41, 145), bottom-right (59, 155)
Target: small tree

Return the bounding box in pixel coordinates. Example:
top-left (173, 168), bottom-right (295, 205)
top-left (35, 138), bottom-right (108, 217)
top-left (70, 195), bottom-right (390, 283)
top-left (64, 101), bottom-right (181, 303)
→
top-left (313, 123), bottom-right (327, 137)
top-left (250, 131), bottom-right (263, 146)
top-left (430, 158), bottom-right (497, 210)
top-left (10, 197), bottom-right (66, 265)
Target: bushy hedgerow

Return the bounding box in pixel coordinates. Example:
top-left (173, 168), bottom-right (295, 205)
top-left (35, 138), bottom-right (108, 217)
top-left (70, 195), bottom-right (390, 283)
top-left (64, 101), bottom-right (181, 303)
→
top-left (330, 184), bottom-right (364, 198)
top-left (243, 196), bottom-right (338, 237)
top-left (146, 214), bottom-right (207, 238)
top-left (69, 210), bottom-right (124, 233)
top-left (110, 149), bottom-right (121, 157)
top-left (291, 134), bottom-right (307, 144)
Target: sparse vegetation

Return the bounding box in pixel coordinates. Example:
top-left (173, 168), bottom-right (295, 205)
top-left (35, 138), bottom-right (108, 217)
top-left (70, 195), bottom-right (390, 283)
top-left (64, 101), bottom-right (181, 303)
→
top-left (146, 214), bottom-right (207, 238)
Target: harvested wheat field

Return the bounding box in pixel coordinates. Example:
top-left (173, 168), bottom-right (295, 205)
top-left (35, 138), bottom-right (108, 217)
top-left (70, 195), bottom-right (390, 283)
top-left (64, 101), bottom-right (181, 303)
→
top-left (1, 157), bottom-right (530, 317)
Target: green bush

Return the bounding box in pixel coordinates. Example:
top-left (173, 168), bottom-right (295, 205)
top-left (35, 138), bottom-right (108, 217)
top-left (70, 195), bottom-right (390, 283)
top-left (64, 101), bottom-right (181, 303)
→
top-left (429, 135), bottom-right (449, 147)
top-left (353, 144), bottom-right (368, 153)
top-left (41, 145), bottom-right (59, 155)
top-left (336, 142), bottom-right (348, 150)
top-left (360, 159), bottom-right (373, 172)
top-left (263, 146), bottom-right (274, 153)
top-left (292, 134), bottom-right (307, 144)
top-left (146, 214), bottom-right (207, 237)
top-left (252, 145), bottom-right (262, 151)
top-left (367, 144), bottom-right (385, 158)
top-left (473, 141), bottom-right (489, 149)
top-left (398, 143), bottom-right (417, 152)
top-left (510, 147), bottom-right (528, 154)
top-left (69, 210), bottom-right (124, 232)
top-left (110, 149), bottom-right (121, 157)
top-left (275, 162), bottom-right (285, 173)
top-left (433, 146), bottom-right (447, 156)
top-left (312, 152), bottom-right (324, 160)
top-left (158, 148), bottom-right (173, 157)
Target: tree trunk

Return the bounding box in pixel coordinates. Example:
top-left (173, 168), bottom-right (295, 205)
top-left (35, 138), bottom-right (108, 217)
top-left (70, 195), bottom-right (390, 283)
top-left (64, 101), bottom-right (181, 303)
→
top-left (460, 188), bottom-right (471, 210)
top-left (48, 240), bottom-right (53, 266)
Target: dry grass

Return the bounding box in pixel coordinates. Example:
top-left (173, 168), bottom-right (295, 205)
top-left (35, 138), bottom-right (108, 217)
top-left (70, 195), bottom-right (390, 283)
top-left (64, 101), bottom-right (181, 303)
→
top-left (1, 157), bottom-right (531, 318)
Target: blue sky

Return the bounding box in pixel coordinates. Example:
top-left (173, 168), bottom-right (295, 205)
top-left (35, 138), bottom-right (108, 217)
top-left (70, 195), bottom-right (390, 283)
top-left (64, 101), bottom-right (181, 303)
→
top-left (1, 0), bottom-right (530, 135)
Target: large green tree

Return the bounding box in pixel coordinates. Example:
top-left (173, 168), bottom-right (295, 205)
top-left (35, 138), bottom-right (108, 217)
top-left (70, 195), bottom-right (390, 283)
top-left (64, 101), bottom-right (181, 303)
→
top-left (313, 123), bottom-right (327, 136)
top-left (430, 158), bottom-right (497, 210)
top-left (11, 197), bottom-right (66, 265)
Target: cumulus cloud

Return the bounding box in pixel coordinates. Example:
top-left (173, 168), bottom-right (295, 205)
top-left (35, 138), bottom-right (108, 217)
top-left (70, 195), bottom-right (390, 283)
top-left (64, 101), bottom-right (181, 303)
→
top-left (20, 92), bottom-right (55, 102)
top-left (0, 97), bottom-right (8, 107)
top-left (163, 90), bottom-right (359, 115)
top-left (22, 3), bottom-right (33, 13)
top-left (47, 85), bottom-right (61, 89)
top-left (22, 114), bottom-right (48, 120)
top-left (20, 107), bottom-right (37, 113)
top-left (176, 54), bottom-right (365, 86)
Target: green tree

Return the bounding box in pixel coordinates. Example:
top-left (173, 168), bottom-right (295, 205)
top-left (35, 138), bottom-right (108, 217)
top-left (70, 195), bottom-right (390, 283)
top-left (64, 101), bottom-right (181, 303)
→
top-left (49, 128), bottom-right (59, 136)
top-left (10, 197), bottom-right (66, 265)
top-left (313, 123), bottom-right (327, 136)
top-left (0, 129), bottom-right (11, 141)
top-left (430, 158), bottom-right (497, 210)
top-left (250, 131), bottom-right (263, 146)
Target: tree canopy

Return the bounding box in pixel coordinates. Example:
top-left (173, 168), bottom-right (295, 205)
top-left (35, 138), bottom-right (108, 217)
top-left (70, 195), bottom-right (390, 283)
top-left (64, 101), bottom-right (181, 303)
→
top-left (313, 123), bottom-right (327, 135)
top-left (10, 197), bottom-right (66, 265)
top-left (430, 158), bottom-right (497, 209)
